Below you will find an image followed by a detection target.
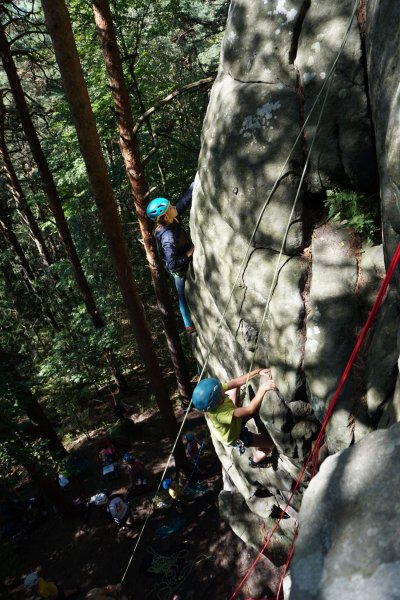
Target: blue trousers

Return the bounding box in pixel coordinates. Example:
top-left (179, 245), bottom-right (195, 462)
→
top-left (172, 273), bottom-right (193, 328)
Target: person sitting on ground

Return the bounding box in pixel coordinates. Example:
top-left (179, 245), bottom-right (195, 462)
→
top-left (191, 368), bottom-right (277, 467)
top-left (10, 568), bottom-right (79, 599)
top-left (146, 180), bottom-right (196, 335)
top-left (107, 495), bottom-right (131, 527)
top-left (163, 477), bottom-right (184, 502)
top-left (123, 452), bottom-right (147, 486)
top-left (162, 477), bottom-right (186, 512)
top-left (85, 582), bottom-right (127, 600)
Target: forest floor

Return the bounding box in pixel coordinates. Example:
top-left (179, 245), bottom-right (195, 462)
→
top-left (3, 365), bottom-right (282, 600)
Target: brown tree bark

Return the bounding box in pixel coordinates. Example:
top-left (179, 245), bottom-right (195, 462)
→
top-left (0, 95), bottom-right (53, 268)
top-left (41, 0), bottom-right (190, 475)
top-left (92, 0), bottom-right (193, 405)
top-left (0, 21), bottom-right (104, 329)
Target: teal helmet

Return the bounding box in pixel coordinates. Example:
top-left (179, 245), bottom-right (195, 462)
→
top-left (192, 378), bottom-right (222, 412)
top-left (163, 478), bottom-right (172, 490)
top-left (146, 197), bottom-right (170, 221)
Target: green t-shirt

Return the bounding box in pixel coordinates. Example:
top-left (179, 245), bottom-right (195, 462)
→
top-left (207, 394), bottom-right (242, 445)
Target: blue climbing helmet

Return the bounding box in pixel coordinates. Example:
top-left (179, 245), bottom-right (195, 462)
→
top-left (185, 433), bottom-right (194, 442)
top-left (192, 378), bottom-right (222, 412)
top-left (146, 197), bottom-right (170, 221)
top-left (163, 478), bottom-right (172, 490)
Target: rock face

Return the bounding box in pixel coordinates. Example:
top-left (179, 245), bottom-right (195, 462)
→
top-left (187, 0), bottom-right (400, 587)
top-left (290, 423), bottom-right (400, 599)
top-left (366, 0), bottom-right (400, 270)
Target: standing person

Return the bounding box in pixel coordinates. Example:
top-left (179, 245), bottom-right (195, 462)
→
top-left (146, 181), bottom-right (196, 334)
top-left (123, 452), bottom-right (147, 486)
top-left (191, 368), bottom-right (278, 467)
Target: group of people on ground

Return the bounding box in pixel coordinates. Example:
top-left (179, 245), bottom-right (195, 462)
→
top-left (10, 570), bottom-right (126, 600)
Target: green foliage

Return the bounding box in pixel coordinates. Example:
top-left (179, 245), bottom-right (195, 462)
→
top-left (0, 0), bottom-right (228, 490)
top-left (107, 418), bottom-right (136, 447)
top-left (324, 189), bottom-right (380, 243)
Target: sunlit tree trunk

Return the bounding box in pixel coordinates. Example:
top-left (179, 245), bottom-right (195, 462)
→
top-left (0, 22), bottom-right (104, 329)
top-left (41, 0), bottom-right (190, 475)
top-left (92, 0), bottom-right (193, 405)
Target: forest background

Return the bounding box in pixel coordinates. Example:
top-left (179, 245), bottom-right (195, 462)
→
top-left (0, 0), bottom-right (230, 530)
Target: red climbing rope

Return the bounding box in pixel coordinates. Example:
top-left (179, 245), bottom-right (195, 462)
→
top-left (228, 242), bottom-right (400, 600)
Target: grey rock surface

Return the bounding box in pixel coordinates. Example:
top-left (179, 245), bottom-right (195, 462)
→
top-left (290, 423), bottom-right (400, 600)
top-left (187, 0), bottom-right (400, 570)
top-left (296, 0), bottom-right (378, 193)
top-left (366, 0), bottom-right (400, 277)
top-left (219, 489), bottom-right (294, 566)
top-left (304, 222), bottom-right (366, 449)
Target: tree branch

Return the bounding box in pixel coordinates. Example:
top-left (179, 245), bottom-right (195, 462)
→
top-left (132, 74), bottom-right (215, 135)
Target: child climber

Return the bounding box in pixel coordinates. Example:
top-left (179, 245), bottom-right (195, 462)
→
top-left (146, 181), bottom-right (196, 334)
top-left (191, 368), bottom-right (277, 467)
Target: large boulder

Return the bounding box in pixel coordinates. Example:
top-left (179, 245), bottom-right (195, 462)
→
top-left (187, 0), bottom-right (400, 576)
top-left (290, 423), bottom-right (400, 600)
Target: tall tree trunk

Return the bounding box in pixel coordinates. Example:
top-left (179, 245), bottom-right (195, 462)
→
top-left (0, 346), bottom-right (67, 458)
top-left (0, 95), bottom-right (53, 268)
top-left (0, 21), bottom-right (104, 329)
top-left (92, 0), bottom-right (193, 404)
top-left (41, 0), bottom-right (190, 476)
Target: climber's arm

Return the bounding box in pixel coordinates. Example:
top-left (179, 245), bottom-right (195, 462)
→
top-left (233, 380), bottom-right (277, 419)
top-left (225, 368), bottom-right (270, 391)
